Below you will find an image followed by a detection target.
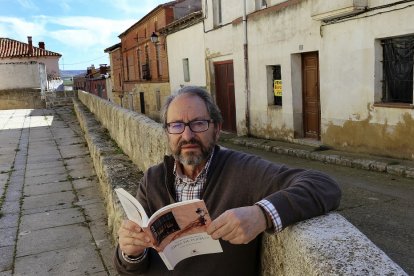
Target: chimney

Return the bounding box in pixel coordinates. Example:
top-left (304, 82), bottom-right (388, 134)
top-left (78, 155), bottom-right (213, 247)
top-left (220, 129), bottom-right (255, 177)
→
top-left (99, 64), bottom-right (108, 74)
top-left (27, 36), bottom-right (33, 55)
top-left (38, 42), bottom-right (45, 49)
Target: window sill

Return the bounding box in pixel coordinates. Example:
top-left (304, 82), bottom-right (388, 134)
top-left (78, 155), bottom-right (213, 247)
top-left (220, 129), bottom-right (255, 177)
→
top-left (373, 102), bottom-right (414, 109)
top-left (268, 105), bottom-right (283, 110)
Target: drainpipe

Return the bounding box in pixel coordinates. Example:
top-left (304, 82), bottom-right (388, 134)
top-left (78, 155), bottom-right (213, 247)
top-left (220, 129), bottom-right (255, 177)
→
top-left (243, 0), bottom-right (250, 135)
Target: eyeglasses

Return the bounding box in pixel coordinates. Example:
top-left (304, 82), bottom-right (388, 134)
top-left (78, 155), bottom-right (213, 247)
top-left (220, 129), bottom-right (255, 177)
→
top-left (166, 120), bottom-right (213, 134)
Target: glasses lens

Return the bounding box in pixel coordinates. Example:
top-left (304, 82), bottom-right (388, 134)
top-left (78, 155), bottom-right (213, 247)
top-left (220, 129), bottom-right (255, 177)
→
top-left (190, 120), bottom-right (209, 132)
top-left (168, 122), bottom-right (184, 134)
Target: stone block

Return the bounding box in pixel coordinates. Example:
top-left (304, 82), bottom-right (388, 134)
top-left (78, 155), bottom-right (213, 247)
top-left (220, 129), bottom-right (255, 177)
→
top-left (20, 207), bottom-right (84, 232)
top-left (0, 246), bottom-right (14, 272)
top-left (0, 227), bottom-right (17, 247)
top-left (261, 213), bottom-right (406, 275)
top-left (22, 191), bottom-right (75, 210)
top-left (16, 224), bottom-right (92, 257)
top-left (386, 165), bottom-right (407, 176)
top-left (14, 245), bottom-right (106, 275)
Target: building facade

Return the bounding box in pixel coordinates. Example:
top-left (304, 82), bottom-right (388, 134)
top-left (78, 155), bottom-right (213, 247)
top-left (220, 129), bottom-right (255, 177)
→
top-left (0, 36), bottom-right (61, 78)
top-left (105, 0), bottom-right (202, 121)
top-left (197, 0), bottom-right (414, 159)
top-left (73, 64), bottom-right (111, 100)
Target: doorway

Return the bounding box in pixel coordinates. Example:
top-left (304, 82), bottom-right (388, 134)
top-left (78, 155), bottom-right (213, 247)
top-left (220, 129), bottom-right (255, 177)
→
top-left (214, 60), bottom-right (237, 133)
top-left (302, 52), bottom-right (321, 140)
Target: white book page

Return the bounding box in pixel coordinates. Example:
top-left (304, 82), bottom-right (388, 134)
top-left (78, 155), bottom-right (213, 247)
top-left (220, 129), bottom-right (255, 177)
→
top-left (148, 199), bottom-right (202, 225)
top-left (115, 188), bottom-right (149, 226)
top-left (159, 232), bottom-right (223, 270)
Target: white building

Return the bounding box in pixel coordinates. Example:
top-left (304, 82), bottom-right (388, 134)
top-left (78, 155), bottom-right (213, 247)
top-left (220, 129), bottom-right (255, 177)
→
top-left (0, 36), bottom-right (61, 78)
top-left (188, 0), bottom-right (413, 159)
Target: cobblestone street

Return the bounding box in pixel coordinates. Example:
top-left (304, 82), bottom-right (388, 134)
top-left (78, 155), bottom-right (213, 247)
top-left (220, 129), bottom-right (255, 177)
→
top-left (0, 107), bottom-right (116, 275)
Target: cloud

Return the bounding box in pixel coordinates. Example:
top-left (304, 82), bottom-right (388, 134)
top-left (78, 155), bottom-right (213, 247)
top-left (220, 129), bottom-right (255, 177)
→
top-left (109, 0), bottom-right (167, 16)
top-left (44, 16), bottom-right (136, 48)
top-left (0, 16), bottom-right (46, 41)
top-left (16, 0), bottom-right (38, 10)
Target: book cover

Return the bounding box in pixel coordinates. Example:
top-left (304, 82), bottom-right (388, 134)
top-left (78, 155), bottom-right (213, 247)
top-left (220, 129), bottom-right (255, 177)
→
top-left (115, 188), bottom-right (223, 270)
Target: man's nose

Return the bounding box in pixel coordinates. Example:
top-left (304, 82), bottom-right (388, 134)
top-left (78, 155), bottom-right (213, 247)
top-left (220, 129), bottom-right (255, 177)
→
top-left (181, 125), bottom-right (195, 140)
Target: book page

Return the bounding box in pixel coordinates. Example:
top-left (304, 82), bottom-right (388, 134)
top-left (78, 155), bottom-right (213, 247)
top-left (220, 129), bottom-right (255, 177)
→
top-left (114, 188), bottom-right (149, 226)
top-left (159, 232), bottom-right (223, 270)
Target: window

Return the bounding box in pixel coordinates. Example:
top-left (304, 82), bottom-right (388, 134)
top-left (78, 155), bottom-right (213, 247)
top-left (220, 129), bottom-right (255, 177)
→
top-left (183, 58), bottom-right (190, 82)
top-left (156, 44), bottom-right (162, 77)
top-left (213, 0), bottom-right (222, 26)
top-left (137, 48), bottom-right (142, 80)
top-left (255, 0), bottom-right (267, 10)
top-left (267, 65), bottom-right (282, 106)
top-left (125, 55), bottom-right (129, 81)
top-left (381, 35), bottom-right (414, 103)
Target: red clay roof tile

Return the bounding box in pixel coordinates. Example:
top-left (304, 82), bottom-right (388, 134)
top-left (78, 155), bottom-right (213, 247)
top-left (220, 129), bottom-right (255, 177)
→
top-left (0, 37), bottom-right (61, 58)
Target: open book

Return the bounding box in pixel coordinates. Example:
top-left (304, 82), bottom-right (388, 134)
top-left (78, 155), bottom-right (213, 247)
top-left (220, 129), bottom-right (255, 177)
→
top-left (114, 188), bottom-right (223, 270)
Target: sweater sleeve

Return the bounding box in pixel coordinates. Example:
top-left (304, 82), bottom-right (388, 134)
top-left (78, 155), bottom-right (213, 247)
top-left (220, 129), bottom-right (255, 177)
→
top-left (262, 166), bottom-right (341, 228)
top-left (113, 175), bottom-right (152, 275)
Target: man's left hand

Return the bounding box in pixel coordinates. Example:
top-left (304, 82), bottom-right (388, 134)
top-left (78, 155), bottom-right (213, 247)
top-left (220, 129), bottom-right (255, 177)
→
top-left (206, 205), bottom-right (267, 244)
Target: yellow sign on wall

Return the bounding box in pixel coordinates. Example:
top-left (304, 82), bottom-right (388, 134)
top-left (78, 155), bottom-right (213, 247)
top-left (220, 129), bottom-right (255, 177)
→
top-left (274, 80), bottom-right (282, 97)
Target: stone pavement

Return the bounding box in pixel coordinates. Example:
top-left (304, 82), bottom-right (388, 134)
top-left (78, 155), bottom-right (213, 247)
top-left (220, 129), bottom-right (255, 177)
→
top-left (0, 107), bottom-right (116, 275)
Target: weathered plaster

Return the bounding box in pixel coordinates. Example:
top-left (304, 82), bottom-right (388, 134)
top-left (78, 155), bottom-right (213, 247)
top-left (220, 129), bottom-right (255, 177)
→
top-left (324, 109), bottom-right (414, 160)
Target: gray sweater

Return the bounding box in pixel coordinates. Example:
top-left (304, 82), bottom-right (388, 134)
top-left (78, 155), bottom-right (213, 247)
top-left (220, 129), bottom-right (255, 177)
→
top-left (114, 146), bottom-right (341, 275)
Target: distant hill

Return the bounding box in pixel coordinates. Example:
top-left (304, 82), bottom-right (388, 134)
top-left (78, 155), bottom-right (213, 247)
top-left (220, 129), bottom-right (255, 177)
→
top-left (60, 70), bottom-right (86, 78)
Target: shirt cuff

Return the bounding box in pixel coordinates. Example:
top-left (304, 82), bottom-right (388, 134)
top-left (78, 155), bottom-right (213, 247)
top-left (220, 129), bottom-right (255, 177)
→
top-left (256, 199), bottom-right (283, 232)
top-left (121, 248), bottom-right (148, 263)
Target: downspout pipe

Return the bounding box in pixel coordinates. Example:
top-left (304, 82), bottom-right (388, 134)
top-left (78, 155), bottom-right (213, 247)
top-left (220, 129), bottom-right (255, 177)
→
top-left (243, 0), bottom-right (250, 135)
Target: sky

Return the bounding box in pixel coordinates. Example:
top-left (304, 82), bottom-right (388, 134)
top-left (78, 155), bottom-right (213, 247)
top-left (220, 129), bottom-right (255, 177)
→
top-left (0, 0), bottom-right (167, 70)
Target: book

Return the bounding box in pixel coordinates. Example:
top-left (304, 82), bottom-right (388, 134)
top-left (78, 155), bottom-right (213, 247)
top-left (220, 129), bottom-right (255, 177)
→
top-left (114, 188), bottom-right (223, 270)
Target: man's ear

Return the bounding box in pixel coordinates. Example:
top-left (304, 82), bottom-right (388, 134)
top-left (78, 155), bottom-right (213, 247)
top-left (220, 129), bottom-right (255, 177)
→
top-left (214, 123), bottom-right (222, 141)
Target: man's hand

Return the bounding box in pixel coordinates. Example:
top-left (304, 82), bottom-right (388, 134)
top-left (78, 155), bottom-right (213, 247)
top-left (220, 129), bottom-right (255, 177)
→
top-left (118, 220), bottom-right (152, 256)
top-left (206, 205), bottom-right (267, 244)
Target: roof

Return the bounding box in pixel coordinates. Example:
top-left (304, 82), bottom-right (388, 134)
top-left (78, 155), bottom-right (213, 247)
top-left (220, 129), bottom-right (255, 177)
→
top-left (160, 10), bottom-right (203, 35)
top-left (104, 42), bottom-right (122, 53)
top-left (0, 38), bottom-right (62, 58)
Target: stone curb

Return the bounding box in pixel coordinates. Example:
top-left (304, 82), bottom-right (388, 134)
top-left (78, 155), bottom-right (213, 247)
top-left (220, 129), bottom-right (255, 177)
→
top-left (227, 138), bottom-right (414, 179)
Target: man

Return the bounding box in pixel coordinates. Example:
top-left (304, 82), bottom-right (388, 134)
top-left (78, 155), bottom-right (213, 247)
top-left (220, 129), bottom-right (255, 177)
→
top-left (114, 86), bottom-right (341, 275)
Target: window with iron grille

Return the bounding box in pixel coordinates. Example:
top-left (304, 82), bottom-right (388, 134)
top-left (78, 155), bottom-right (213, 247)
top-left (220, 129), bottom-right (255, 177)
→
top-left (382, 35), bottom-right (414, 103)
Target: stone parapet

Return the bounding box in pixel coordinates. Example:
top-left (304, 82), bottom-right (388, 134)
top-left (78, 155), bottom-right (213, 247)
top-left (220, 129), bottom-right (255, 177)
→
top-left (0, 89), bottom-right (45, 110)
top-left (75, 91), bottom-right (407, 275)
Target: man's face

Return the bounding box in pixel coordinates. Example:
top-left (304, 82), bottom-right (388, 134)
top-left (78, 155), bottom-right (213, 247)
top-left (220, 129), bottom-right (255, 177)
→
top-left (166, 94), bottom-right (221, 167)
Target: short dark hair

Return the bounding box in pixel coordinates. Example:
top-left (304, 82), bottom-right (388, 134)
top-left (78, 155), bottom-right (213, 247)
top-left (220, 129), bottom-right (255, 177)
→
top-left (161, 86), bottom-right (223, 127)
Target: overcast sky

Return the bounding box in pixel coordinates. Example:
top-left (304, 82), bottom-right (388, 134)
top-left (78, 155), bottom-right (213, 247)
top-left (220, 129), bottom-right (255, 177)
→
top-left (0, 0), bottom-right (167, 70)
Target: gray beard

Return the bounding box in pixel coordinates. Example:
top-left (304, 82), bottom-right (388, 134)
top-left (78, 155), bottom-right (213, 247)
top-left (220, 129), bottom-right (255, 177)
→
top-left (177, 152), bottom-right (204, 166)
top-left (172, 140), bottom-right (215, 166)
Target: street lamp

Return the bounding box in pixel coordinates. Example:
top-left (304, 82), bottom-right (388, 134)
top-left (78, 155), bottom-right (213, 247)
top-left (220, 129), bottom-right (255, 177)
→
top-left (150, 32), bottom-right (159, 44)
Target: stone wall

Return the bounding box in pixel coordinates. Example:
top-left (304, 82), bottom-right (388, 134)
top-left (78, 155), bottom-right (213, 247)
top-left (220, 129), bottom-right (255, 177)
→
top-left (0, 62), bottom-right (46, 91)
top-left (77, 90), bottom-right (169, 171)
top-left (75, 90), bottom-right (407, 275)
top-left (0, 89), bottom-right (45, 110)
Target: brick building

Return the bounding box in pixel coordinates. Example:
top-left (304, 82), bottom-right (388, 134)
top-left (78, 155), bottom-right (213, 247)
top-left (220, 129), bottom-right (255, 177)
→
top-left (105, 0), bottom-right (202, 121)
top-left (73, 64), bottom-right (110, 100)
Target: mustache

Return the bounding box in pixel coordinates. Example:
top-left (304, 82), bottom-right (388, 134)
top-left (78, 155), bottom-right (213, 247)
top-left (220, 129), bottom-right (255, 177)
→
top-left (178, 139), bottom-right (202, 148)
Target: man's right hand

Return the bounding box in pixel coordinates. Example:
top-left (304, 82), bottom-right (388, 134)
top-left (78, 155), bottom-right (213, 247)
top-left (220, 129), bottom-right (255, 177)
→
top-left (118, 220), bottom-right (152, 256)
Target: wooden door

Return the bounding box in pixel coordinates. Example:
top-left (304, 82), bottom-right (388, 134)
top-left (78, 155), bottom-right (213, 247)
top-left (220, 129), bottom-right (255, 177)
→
top-left (214, 61), bottom-right (237, 132)
top-left (302, 52), bottom-right (321, 140)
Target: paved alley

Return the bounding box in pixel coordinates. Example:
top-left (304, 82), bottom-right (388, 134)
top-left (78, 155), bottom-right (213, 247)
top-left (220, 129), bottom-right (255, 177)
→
top-left (0, 107), bottom-right (116, 275)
